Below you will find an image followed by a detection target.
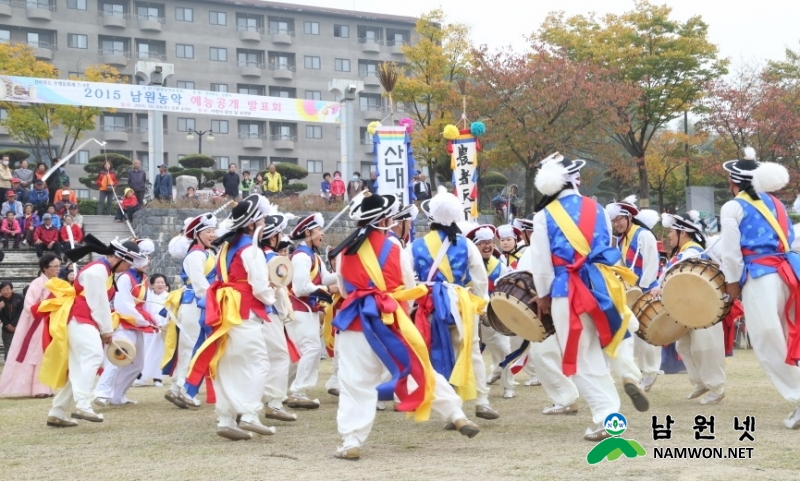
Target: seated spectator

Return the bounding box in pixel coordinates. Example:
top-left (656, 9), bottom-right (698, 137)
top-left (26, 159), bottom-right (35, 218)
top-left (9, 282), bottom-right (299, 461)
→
top-left (59, 262), bottom-right (76, 285)
top-left (1, 211), bottom-right (22, 249)
top-left (1, 191), bottom-right (24, 219)
top-left (59, 214), bottom-right (83, 251)
top-left (44, 205), bottom-right (61, 229)
top-left (0, 281), bottom-right (24, 361)
top-left (12, 159), bottom-right (34, 190)
top-left (11, 178), bottom-right (28, 204)
top-left (183, 186), bottom-right (200, 207)
top-left (53, 190), bottom-right (73, 218)
top-left (21, 204), bottom-right (40, 247)
top-left (330, 171), bottom-right (346, 203)
top-left (27, 180), bottom-right (49, 216)
top-left (67, 204), bottom-right (83, 231)
top-left (115, 187), bottom-right (140, 223)
top-left (320, 172), bottom-right (332, 203)
top-left (34, 213), bottom-right (61, 258)
top-left (60, 181), bottom-right (77, 203)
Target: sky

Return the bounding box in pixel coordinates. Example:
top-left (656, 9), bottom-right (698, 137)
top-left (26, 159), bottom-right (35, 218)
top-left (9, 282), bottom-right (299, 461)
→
top-left (275, 0), bottom-right (800, 65)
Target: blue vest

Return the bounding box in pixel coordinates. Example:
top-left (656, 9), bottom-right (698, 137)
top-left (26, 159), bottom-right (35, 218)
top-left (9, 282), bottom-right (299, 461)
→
top-left (262, 248), bottom-right (279, 314)
top-left (544, 194), bottom-right (615, 298)
top-left (665, 244), bottom-right (706, 271)
top-left (410, 230), bottom-right (471, 286)
top-left (180, 247), bottom-right (217, 305)
top-left (621, 227), bottom-right (659, 292)
top-left (736, 193), bottom-right (797, 281)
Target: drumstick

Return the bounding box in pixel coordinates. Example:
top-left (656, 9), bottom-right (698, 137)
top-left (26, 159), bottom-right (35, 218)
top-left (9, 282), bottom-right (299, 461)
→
top-left (111, 340), bottom-right (134, 360)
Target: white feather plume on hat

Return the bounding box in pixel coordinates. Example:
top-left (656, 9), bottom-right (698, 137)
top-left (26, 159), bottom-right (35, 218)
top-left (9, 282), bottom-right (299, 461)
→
top-left (535, 160), bottom-right (569, 196)
top-left (623, 195), bottom-right (638, 205)
top-left (430, 186), bottom-right (463, 225)
top-left (168, 234), bottom-right (192, 261)
top-left (605, 203), bottom-right (622, 219)
top-left (636, 209), bottom-right (660, 230)
top-left (742, 146), bottom-right (757, 161)
top-left (687, 210), bottom-right (701, 223)
top-left (753, 162), bottom-right (789, 193)
top-left (660, 212), bottom-right (676, 229)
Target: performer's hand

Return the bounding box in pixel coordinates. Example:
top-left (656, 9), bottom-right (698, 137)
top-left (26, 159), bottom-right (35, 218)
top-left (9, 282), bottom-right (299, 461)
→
top-left (328, 285), bottom-right (340, 294)
top-left (0, 300), bottom-right (4, 310)
top-left (100, 333), bottom-right (113, 345)
top-left (650, 286), bottom-right (662, 299)
top-left (725, 282), bottom-right (742, 301)
top-left (538, 296), bottom-right (552, 317)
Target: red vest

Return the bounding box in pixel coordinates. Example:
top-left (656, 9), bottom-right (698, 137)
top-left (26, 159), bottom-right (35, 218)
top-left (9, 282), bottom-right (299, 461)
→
top-left (223, 243), bottom-right (269, 320)
top-left (70, 260), bottom-right (115, 330)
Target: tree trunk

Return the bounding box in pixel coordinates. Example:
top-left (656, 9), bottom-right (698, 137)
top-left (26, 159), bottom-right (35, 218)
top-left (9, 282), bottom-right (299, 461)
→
top-left (636, 156), bottom-right (650, 208)
top-left (525, 165), bottom-right (536, 214)
top-left (658, 189), bottom-right (664, 213)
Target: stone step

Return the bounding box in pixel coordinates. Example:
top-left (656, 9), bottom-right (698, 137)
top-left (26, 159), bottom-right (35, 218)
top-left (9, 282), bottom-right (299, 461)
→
top-left (1, 250), bottom-right (41, 263)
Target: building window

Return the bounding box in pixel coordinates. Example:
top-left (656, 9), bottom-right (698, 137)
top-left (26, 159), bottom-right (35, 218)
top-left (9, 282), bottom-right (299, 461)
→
top-left (101, 114), bottom-right (130, 132)
top-left (305, 90), bottom-right (322, 100)
top-left (211, 120), bottom-right (229, 134)
top-left (68, 71), bottom-right (85, 79)
top-left (176, 44), bottom-right (194, 59)
top-left (101, 2), bottom-right (125, 17)
top-left (0, 30), bottom-right (9, 43)
top-left (136, 151), bottom-right (149, 170)
top-left (270, 122), bottom-right (296, 140)
top-left (307, 160), bottom-right (323, 174)
top-left (211, 83), bottom-right (228, 92)
top-left (306, 125), bottom-right (322, 139)
top-left (136, 40), bottom-right (166, 60)
top-left (175, 7), bottom-right (193, 22)
top-left (67, 34), bottom-right (88, 49)
top-left (76, 189), bottom-right (90, 200)
top-left (237, 14), bottom-right (263, 32)
top-left (176, 80), bottom-right (195, 90)
top-left (360, 94), bottom-right (382, 111)
top-left (360, 126), bottom-right (372, 144)
top-left (136, 4), bottom-right (163, 20)
top-left (268, 18), bottom-right (293, 35)
top-left (70, 150), bottom-right (90, 165)
top-left (362, 162), bottom-right (377, 175)
top-left (209, 11), bottom-right (227, 26)
top-left (238, 121), bottom-right (265, 138)
top-left (239, 156), bottom-right (265, 171)
top-left (359, 60), bottom-right (380, 78)
top-left (67, 0), bottom-right (87, 10)
top-left (304, 21), bottom-right (320, 35)
top-left (237, 49), bottom-right (264, 68)
top-left (238, 84), bottom-right (265, 96)
top-left (334, 24), bottom-right (349, 38)
top-left (304, 56), bottom-right (320, 70)
top-left (213, 156), bottom-right (230, 169)
top-left (269, 87), bottom-right (295, 98)
top-left (100, 36), bottom-right (127, 55)
top-left (177, 118), bottom-right (196, 132)
top-left (136, 115), bottom-right (148, 134)
top-left (270, 157), bottom-right (298, 165)
top-left (334, 58), bottom-right (351, 72)
top-left (209, 47), bottom-right (227, 62)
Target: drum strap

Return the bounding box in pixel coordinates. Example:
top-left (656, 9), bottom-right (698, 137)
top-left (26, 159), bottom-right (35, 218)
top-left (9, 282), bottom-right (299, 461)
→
top-left (424, 232), bottom-right (453, 283)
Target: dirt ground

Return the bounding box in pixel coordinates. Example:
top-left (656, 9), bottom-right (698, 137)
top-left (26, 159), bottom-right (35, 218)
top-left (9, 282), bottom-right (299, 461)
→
top-left (0, 349), bottom-right (797, 481)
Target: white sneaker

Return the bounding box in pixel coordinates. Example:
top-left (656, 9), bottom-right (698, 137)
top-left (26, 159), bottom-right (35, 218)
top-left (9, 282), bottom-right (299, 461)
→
top-left (93, 397), bottom-right (110, 408)
top-left (640, 373), bottom-right (657, 392)
top-left (503, 389), bottom-right (516, 399)
top-left (524, 376), bottom-right (541, 387)
top-left (153, 381), bottom-right (164, 388)
top-left (784, 406), bottom-right (800, 429)
top-left (118, 397), bottom-right (138, 405)
top-left (132, 379), bottom-right (147, 387)
top-left (700, 391), bottom-right (725, 405)
top-left (376, 401), bottom-right (387, 411)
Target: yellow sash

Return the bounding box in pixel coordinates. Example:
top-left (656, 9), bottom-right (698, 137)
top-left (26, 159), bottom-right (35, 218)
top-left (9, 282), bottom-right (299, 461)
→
top-left (737, 192), bottom-right (790, 252)
top-left (545, 200), bottom-right (637, 357)
top-left (356, 237), bottom-right (433, 421)
top-left (321, 293), bottom-right (342, 352)
top-left (112, 275), bottom-right (149, 329)
top-left (187, 241), bottom-right (243, 381)
top-left (421, 230), bottom-right (486, 400)
top-left (38, 278), bottom-right (78, 390)
top-left (160, 288), bottom-right (185, 369)
top-left (620, 225), bottom-right (641, 263)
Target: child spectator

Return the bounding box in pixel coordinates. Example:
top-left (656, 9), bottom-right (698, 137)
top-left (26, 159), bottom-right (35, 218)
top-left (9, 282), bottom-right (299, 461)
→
top-left (320, 172), bottom-right (332, 204)
top-left (115, 187), bottom-right (140, 223)
top-left (59, 214), bottom-right (83, 252)
top-left (240, 170), bottom-right (253, 197)
top-left (1, 211), bottom-right (22, 249)
top-left (21, 204), bottom-right (40, 246)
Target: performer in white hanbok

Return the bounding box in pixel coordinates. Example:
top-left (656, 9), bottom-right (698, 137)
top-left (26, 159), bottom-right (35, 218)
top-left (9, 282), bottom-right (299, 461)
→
top-left (135, 274), bottom-right (169, 387)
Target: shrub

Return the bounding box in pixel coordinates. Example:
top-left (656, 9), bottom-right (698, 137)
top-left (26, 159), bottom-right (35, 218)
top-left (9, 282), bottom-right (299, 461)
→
top-left (283, 183), bottom-right (307, 194)
top-left (0, 148), bottom-right (31, 166)
top-left (178, 154), bottom-right (215, 169)
top-left (77, 198), bottom-right (98, 214)
top-left (480, 170), bottom-right (508, 186)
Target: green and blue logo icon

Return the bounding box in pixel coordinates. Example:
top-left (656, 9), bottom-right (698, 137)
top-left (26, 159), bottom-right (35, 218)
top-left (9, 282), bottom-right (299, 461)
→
top-left (587, 413), bottom-right (647, 464)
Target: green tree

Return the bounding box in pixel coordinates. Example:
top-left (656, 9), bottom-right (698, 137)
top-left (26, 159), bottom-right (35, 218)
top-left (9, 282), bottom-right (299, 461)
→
top-left (393, 9), bottom-right (471, 185)
top-left (0, 43), bottom-right (123, 165)
top-left (169, 154), bottom-right (218, 188)
top-left (0, 148), bottom-right (31, 165)
top-left (537, 1), bottom-right (727, 206)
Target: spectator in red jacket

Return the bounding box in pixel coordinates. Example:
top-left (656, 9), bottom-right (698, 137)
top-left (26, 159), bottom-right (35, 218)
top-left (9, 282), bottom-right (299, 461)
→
top-left (1, 211), bottom-right (22, 249)
top-left (33, 213), bottom-right (61, 258)
top-left (59, 214), bottom-right (83, 251)
top-left (115, 187), bottom-right (140, 223)
top-left (330, 171), bottom-right (346, 203)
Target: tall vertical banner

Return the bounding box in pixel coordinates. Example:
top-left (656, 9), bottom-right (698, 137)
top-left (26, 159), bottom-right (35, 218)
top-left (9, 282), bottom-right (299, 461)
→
top-left (374, 126), bottom-right (416, 205)
top-left (448, 129), bottom-right (480, 222)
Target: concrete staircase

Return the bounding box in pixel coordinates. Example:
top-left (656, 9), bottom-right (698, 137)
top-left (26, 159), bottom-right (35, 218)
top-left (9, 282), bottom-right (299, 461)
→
top-left (82, 214), bottom-right (136, 244)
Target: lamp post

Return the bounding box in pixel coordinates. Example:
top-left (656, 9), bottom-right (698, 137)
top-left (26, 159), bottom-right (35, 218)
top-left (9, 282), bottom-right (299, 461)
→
top-left (186, 129), bottom-right (214, 154)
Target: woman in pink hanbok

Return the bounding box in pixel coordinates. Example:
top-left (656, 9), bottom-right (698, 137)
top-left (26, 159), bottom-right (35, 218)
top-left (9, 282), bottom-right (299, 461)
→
top-left (0, 253), bottom-right (61, 398)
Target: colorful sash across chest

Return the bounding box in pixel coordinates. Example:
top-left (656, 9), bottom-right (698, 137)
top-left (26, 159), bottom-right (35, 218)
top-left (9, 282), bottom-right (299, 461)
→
top-left (666, 242), bottom-right (705, 270)
top-left (736, 192), bottom-right (800, 365)
top-left (486, 256), bottom-right (502, 294)
top-left (545, 197), bottom-right (637, 376)
top-left (185, 235), bottom-right (254, 396)
top-left (181, 246), bottom-right (217, 305)
top-left (333, 233), bottom-right (433, 420)
top-left (113, 269), bottom-right (156, 332)
top-left (290, 244), bottom-right (325, 312)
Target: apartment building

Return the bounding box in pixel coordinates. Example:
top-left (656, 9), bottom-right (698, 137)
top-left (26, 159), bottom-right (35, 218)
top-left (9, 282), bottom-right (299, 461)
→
top-left (0, 0), bottom-right (416, 197)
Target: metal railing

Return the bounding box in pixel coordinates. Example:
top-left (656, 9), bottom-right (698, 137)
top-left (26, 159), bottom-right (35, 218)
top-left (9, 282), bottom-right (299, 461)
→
top-left (131, 13), bottom-right (164, 23)
top-left (100, 125), bottom-right (132, 133)
top-left (237, 25), bottom-right (264, 33)
top-left (358, 70), bottom-right (379, 78)
top-left (385, 39), bottom-right (407, 47)
top-left (98, 48), bottom-right (131, 57)
top-left (238, 132), bottom-right (266, 139)
top-left (238, 60), bottom-right (265, 68)
top-left (270, 134), bottom-right (297, 142)
top-left (136, 51), bottom-right (165, 60)
top-left (19, 1), bottom-right (56, 11)
top-left (269, 63), bottom-right (295, 72)
top-left (359, 104), bottom-right (384, 112)
top-left (135, 127), bottom-right (168, 134)
top-left (268, 28), bottom-right (294, 36)
top-left (358, 37), bottom-right (383, 44)
top-left (97, 9), bottom-right (125, 18)
top-left (25, 40), bottom-right (58, 51)
top-left (360, 138), bottom-right (374, 145)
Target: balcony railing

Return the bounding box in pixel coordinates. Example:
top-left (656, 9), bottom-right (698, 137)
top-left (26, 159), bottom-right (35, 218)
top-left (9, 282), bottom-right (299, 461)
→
top-left (385, 39), bottom-right (407, 47)
top-left (238, 60), bottom-right (265, 68)
top-left (269, 63), bottom-right (295, 72)
top-left (237, 25), bottom-right (264, 33)
top-left (99, 48), bottom-right (130, 57)
top-left (135, 127), bottom-right (168, 134)
top-left (26, 40), bottom-right (57, 50)
top-left (358, 71), bottom-right (379, 78)
top-left (131, 13), bottom-right (164, 23)
top-left (100, 125), bottom-right (132, 132)
top-left (136, 51), bottom-right (166, 60)
top-left (238, 132), bottom-right (266, 139)
top-left (268, 28), bottom-right (294, 36)
top-left (360, 139), bottom-right (374, 145)
top-left (97, 9), bottom-right (125, 18)
top-left (360, 105), bottom-right (383, 112)
top-left (20, 1), bottom-right (56, 11)
top-left (358, 37), bottom-right (383, 44)
top-left (270, 134), bottom-right (297, 142)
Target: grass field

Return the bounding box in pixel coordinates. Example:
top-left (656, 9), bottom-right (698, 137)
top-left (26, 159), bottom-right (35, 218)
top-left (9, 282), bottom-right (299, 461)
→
top-left (0, 349), bottom-right (797, 481)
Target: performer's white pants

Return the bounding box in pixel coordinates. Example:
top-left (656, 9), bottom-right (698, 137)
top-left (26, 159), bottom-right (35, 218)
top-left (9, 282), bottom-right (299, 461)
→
top-left (140, 331), bottom-right (164, 381)
top-left (528, 335), bottom-right (579, 406)
top-left (608, 335), bottom-right (644, 383)
top-left (742, 274), bottom-right (800, 404)
top-left (450, 315), bottom-right (490, 406)
top-left (634, 336), bottom-right (662, 375)
top-left (286, 311), bottom-right (322, 395)
top-left (325, 352), bottom-right (340, 391)
top-left (170, 303), bottom-right (202, 398)
top-left (94, 329), bottom-right (145, 404)
top-left (676, 323), bottom-right (726, 394)
top-left (551, 297), bottom-right (620, 425)
top-left (49, 322), bottom-right (104, 417)
top-left (216, 315), bottom-right (269, 428)
top-left (336, 330), bottom-right (466, 449)
top-left (263, 313), bottom-right (290, 409)
top-left (480, 324), bottom-right (513, 390)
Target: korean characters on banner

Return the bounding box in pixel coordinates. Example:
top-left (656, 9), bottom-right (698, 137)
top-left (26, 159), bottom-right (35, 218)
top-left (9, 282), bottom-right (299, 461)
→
top-left (448, 130), bottom-right (480, 222)
top-left (374, 126), bottom-right (416, 205)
